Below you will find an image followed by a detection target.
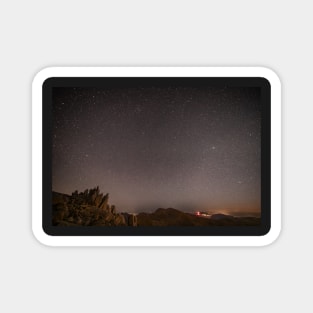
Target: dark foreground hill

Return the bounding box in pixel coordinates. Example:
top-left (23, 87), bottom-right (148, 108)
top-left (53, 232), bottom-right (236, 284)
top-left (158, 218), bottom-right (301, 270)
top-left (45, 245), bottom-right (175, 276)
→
top-left (137, 208), bottom-right (260, 226)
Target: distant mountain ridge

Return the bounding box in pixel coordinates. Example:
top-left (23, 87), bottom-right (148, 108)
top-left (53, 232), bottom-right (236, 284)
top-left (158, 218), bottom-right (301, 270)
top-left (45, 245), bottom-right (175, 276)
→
top-left (137, 208), bottom-right (260, 226)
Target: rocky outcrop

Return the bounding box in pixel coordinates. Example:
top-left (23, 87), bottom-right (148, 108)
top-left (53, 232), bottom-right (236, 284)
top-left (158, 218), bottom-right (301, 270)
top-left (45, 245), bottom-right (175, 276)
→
top-left (52, 187), bottom-right (130, 227)
top-left (70, 187), bottom-right (109, 208)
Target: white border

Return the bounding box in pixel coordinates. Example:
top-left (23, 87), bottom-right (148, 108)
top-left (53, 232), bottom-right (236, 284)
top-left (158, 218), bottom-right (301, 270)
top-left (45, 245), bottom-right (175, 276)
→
top-left (32, 67), bottom-right (281, 246)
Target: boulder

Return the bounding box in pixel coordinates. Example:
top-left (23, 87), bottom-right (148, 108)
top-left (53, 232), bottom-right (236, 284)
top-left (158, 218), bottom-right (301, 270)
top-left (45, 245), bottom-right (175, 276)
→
top-left (128, 214), bottom-right (137, 226)
top-left (111, 205), bottom-right (116, 214)
top-left (99, 193), bottom-right (109, 210)
top-left (94, 193), bottom-right (103, 206)
top-left (113, 214), bottom-right (126, 226)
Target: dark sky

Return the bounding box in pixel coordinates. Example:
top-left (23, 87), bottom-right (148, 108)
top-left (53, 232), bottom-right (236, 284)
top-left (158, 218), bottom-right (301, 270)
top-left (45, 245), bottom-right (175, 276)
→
top-left (52, 80), bottom-right (261, 215)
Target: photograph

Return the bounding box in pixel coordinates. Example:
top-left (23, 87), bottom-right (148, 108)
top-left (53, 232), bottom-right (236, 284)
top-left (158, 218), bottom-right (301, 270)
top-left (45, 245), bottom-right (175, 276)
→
top-left (50, 79), bottom-right (263, 229)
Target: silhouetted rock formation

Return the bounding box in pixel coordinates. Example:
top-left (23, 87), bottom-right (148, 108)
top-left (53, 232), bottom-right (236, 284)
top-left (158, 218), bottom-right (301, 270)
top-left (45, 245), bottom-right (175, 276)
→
top-left (52, 187), bottom-right (131, 227)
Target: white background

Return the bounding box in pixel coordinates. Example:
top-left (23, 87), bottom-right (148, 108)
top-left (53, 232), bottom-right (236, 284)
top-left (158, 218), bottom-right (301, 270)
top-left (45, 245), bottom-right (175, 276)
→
top-left (0, 1), bottom-right (311, 312)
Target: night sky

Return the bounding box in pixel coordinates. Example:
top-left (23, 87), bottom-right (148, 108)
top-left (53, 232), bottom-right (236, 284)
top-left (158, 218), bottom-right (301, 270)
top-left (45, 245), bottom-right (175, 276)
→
top-left (52, 80), bottom-right (261, 215)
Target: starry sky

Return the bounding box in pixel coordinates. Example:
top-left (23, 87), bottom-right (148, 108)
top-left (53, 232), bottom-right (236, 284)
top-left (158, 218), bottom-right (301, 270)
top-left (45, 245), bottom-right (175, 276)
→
top-left (52, 79), bottom-right (261, 215)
